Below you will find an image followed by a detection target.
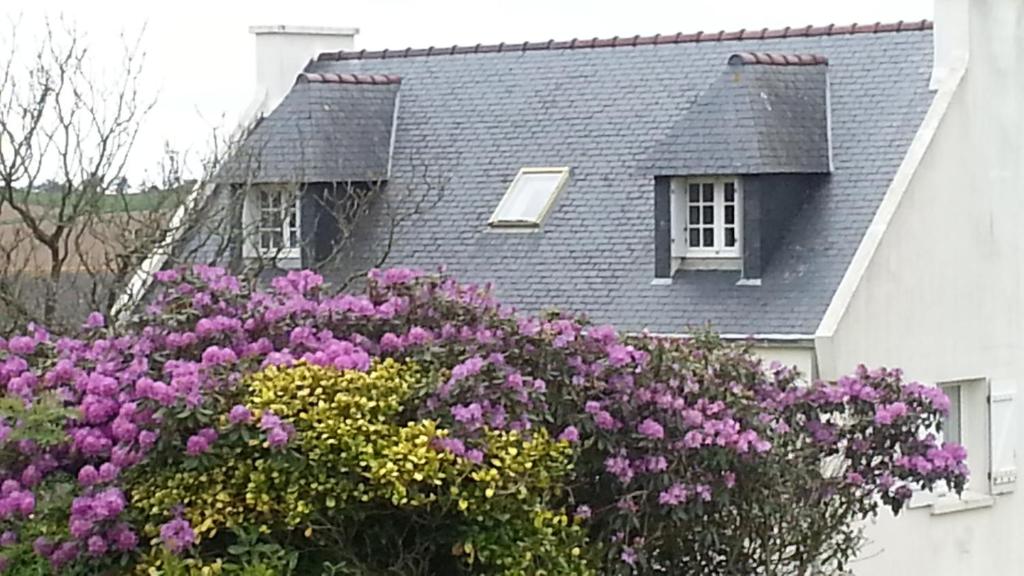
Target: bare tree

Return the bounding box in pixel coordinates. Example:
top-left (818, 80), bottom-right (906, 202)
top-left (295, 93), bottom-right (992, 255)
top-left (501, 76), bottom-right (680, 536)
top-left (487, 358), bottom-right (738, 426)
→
top-left (0, 17), bottom-right (446, 333)
top-left (0, 17), bottom-right (159, 331)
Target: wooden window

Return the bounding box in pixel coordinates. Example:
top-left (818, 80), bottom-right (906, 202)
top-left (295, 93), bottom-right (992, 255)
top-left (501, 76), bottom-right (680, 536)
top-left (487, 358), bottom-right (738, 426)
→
top-left (243, 187), bottom-right (301, 260)
top-left (671, 177), bottom-right (742, 259)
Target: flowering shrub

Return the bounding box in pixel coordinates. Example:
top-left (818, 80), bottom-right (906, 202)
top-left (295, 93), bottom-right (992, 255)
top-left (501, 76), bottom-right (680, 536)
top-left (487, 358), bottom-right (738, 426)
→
top-left (0, 266), bottom-right (966, 575)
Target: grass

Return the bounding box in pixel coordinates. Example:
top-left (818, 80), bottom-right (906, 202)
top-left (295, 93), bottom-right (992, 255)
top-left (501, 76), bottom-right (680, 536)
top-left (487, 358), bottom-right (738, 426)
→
top-left (0, 185), bottom-right (193, 225)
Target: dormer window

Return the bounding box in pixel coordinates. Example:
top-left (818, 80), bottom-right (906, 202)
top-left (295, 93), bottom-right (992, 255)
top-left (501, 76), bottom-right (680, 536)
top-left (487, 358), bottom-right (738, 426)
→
top-left (671, 177), bottom-right (742, 260)
top-left (489, 167), bottom-right (570, 227)
top-left (242, 186), bottom-right (302, 261)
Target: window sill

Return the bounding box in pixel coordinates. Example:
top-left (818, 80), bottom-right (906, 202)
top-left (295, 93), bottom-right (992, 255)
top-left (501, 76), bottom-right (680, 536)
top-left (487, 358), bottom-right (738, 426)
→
top-left (931, 491), bottom-right (995, 516)
top-left (909, 490), bottom-right (994, 515)
top-left (675, 257), bottom-right (742, 272)
top-left (243, 254), bottom-right (302, 270)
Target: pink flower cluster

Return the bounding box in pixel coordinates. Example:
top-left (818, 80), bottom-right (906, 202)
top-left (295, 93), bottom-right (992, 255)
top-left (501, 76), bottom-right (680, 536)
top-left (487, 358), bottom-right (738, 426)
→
top-left (0, 266), bottom-right (970, 572)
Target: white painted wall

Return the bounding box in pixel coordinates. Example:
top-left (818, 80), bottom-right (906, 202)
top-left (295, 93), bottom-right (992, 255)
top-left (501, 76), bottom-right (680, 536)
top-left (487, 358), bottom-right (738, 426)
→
top-left (815, 0), bottom-right (1024, 573)
top-left (750, 345), bottom-right (816, 381)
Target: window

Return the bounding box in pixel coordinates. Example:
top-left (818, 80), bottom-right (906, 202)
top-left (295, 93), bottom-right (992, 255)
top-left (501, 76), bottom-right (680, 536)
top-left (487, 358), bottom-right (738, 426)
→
top-left (489, 167), bottom-right (570, 227)
top-left (671, 177), bottom-right (741, 259)
top-left (911, 378), bottom-right (1003, 514)
top-left (243, 187), bottom-right (301, 260)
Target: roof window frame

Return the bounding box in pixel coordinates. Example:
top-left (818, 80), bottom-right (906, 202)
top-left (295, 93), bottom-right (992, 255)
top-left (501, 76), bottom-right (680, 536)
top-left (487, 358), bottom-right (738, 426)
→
top-left (489, 167), bottom-right (571, 228)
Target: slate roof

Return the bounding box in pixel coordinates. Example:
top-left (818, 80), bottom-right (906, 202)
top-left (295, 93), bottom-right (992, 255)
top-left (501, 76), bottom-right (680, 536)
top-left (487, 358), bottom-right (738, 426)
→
top-left (288, 23), bottom-right (934, 336)
top-left (218, 78), bottom-right (399, 184)
top-left (650, 54), bottom-right (831, 175)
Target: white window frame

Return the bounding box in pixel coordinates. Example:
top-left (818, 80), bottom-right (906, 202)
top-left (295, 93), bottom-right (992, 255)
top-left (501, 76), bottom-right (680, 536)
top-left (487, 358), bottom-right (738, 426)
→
top-left (242, 187), bottom-right (302, 261)
top-left (489, 167), bottom-right (570, 228)
top-left (670, 176), bottom-right (742, 260)
top-left (909, 378), bottom-right (997, 514)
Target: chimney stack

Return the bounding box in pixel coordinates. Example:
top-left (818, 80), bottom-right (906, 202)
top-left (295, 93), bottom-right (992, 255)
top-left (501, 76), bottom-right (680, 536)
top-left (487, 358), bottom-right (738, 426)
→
top-left (249, 25), bottom-right (359, 113)
top-left (931, 0), bottom-right (969, 89)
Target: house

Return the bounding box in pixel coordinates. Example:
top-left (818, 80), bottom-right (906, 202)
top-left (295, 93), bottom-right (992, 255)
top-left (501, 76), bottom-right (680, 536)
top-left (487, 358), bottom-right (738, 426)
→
top-left (122, 0), bottom-right (1024, 573)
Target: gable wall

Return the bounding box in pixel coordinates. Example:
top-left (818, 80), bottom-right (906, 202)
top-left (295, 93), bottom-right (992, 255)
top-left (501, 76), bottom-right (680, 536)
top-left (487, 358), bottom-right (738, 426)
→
top-left (816, 1), bottom-right (1024, 573)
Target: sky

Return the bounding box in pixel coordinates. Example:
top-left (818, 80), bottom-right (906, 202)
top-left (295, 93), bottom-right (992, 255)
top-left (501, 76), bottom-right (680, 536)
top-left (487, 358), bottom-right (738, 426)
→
top-left (4, 0), bottom-right (933, 184)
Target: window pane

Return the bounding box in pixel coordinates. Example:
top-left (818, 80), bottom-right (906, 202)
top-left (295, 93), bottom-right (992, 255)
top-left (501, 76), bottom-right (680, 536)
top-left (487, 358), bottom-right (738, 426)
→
top-left (260, 231), bottom-right (281, 251)
top-left (725, 205), bottom-right (735, 225)
top-left (702, 228), bottom-right (714, 247)
top-left (702, 183), bottom-right (714, 203)
top-left (261, 211), bottom-right (282, 229)
top-left (688, 184), bottom-right (700, 203)
top-left (702, 206), bottom-right (714, 225)
top-left (724, 182), bottom-right (736, 203)
top-left (725, 227), bottom-right (736, 247)
top-left (942, 385), bottom-right (962, 444)
top-left (689, 228), bottom-right (700, 247)
top-left (493, 171), bottom-right (565, 223)
top-left (689, 206), bottom-right (700, 225)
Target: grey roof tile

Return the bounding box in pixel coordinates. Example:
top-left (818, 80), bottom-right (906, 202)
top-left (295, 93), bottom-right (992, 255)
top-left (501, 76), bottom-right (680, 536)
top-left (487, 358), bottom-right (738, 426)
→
top-left (219, 82), bottom-right (399, 184)
top-left (246, 28), bottom-right (933, 336)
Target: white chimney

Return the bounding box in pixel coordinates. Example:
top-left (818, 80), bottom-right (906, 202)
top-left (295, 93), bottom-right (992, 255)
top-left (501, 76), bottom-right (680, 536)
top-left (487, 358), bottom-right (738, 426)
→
top-left (931, 0), bottom-right (970, 89)
top-left (249, 25), bottom-right (359, 113)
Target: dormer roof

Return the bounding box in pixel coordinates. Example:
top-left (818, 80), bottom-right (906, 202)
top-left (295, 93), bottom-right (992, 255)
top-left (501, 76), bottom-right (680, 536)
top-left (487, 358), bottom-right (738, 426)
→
top-left (650, 52), bottom-right (830, 176)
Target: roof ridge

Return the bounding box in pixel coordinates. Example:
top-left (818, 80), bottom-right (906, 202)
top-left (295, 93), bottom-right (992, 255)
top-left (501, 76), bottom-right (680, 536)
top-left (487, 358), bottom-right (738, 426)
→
top-left (296, 72), bottom-right (402, 85)
top-left (317, 19), bottom-right (932, 62)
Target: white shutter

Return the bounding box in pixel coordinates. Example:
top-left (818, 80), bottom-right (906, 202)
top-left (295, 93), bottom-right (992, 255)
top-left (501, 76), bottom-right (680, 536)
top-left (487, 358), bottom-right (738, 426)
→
top-left (989, 379), bottom-right (1017, 494)
top-left (670, 179), bottom-right (686, 258)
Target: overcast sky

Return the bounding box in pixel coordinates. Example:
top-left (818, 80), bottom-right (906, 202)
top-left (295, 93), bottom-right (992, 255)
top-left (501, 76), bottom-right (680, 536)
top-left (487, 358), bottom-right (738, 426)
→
top-left (4, 0), bottom-right (932, 184)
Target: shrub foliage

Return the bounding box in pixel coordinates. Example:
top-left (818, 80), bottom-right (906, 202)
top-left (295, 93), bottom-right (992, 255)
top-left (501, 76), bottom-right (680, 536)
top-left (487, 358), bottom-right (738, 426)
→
top-left (0, 267), bottom-right (966, 574)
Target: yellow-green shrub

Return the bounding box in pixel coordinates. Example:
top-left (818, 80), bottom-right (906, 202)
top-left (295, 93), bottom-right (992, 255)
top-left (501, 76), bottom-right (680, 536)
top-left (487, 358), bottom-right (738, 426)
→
top-left (129, 360), bottom-right (592, 575)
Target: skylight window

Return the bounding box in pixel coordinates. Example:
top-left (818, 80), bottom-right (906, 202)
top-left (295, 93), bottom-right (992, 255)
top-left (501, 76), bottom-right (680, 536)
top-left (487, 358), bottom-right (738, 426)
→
top-left (489, 167), bottom-right (570, 227)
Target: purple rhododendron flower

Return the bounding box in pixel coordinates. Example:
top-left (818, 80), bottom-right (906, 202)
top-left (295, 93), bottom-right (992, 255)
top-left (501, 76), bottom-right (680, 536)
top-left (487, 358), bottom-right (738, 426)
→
top-left (594, 411), bottom-right (620, 431)
top-left (435, 437), bottom-right (466, 457)
top-left (604, 455), bottom-right (634, 485)
top-left (83, 312), bottom-right (105, 330)
top-left (50, 542), bottom-right (79, 569)
top-left (267, 427), bottom-right (290, 449)
top-left (558, 426), bottom-right (580, 443)
top-left (874, 402), bottom-right (909, 426)
top-left (86, 535), bottom-right (108, 556)
top-left (658, 483), bottom-right (689, 506)
top-left (260, 412), bottom-right (282, 431)
top-left (108, 524), bottom-right (138, 551)
top-left (33, 537), bottom-right (53, 557)
top-left (7, 336), bottom-right (37, 356)
top-left (153, 269), bottom-right (180, 283)
top-left (159, 518), bottom-right (194, 554)
top-left (620, 547), bottom-right (637, 566)
top-left (185, 434), bottom-right (211, 456)
top-left (228, 405), bottom-right (252, 425)
top-left (465, 449), bottom-right (484, 464)
top-left (637, 418), bottom-right (665, 440)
